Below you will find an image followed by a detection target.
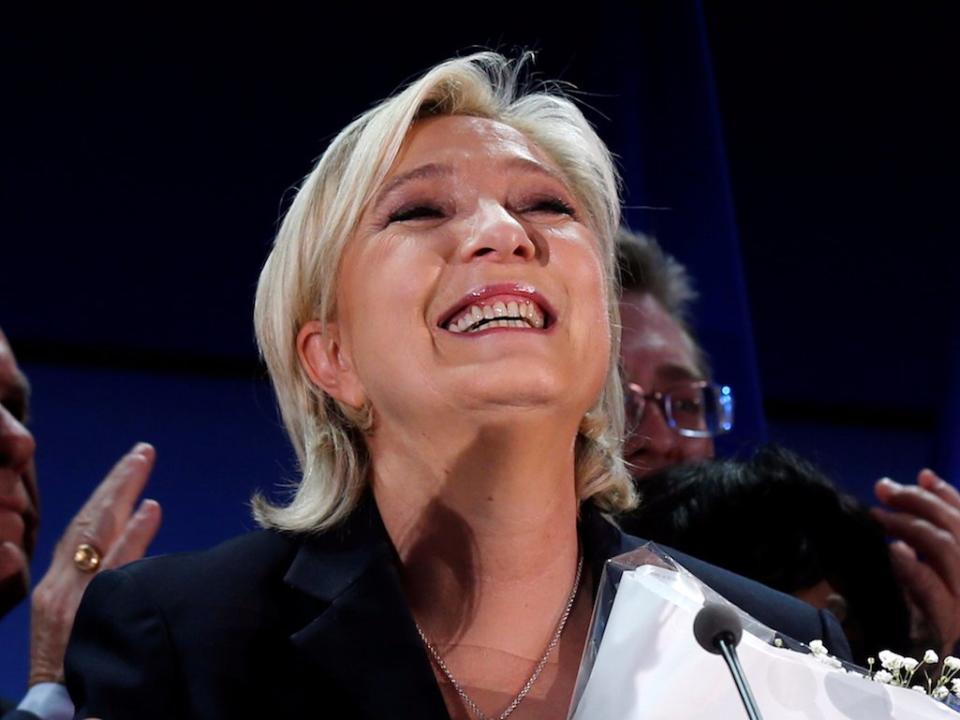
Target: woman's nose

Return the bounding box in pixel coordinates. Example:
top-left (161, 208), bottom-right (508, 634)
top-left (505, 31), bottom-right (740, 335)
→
top-left (457, 199), bottom-right (537, 262)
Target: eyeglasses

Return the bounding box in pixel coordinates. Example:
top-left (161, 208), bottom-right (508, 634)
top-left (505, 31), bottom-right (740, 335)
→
top-left (623, 380), bottom-right (734, 439)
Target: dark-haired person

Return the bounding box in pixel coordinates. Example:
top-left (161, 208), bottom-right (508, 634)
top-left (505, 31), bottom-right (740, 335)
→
top-left (0, 329), bottom-right (160, 720)
top-left (619, 445), bottom-right (911, 664)
top-left (617, 227), bottom-right (960, 659)
top-left (616, 229), bottom-right (726, 477)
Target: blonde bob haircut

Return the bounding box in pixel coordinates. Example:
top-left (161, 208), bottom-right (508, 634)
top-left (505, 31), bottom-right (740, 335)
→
top-left (253, 52), bottom-right (637, 533)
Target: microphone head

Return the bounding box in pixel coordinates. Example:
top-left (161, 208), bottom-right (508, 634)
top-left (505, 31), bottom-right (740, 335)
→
top-left (693, 602), bottom-right (743, 654)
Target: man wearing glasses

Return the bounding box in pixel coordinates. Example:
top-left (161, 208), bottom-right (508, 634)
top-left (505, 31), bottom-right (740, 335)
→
top-left (616, 227), bottom-right (960, 660)
top-left (617, 230), bottom-right (733, 477)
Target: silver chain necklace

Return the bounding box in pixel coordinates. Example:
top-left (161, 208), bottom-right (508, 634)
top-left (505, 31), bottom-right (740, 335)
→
top-left (415, 550), bottom-right (584, 720)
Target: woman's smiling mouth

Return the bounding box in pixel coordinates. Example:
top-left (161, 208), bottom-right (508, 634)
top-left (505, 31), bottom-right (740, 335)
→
top-left (445, 296), bottom-right (545, 333)
top-left (438, 284), bottom-right (554, 335)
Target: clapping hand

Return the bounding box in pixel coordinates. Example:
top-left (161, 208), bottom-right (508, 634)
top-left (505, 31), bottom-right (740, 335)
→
top-left (28, 443), bottom-right (162, 685)
top-left (873, 469), bottom-right (960, 657)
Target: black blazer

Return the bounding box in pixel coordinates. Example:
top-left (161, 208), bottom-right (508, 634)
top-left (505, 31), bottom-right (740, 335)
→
top-left (0, 697), bottom-right (37, 720)
top-left (65, 499), bottom-right (851, 719)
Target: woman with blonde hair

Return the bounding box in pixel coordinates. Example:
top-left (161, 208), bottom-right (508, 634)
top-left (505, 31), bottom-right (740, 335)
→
top-left (65, 53), bottom-right (849, 719)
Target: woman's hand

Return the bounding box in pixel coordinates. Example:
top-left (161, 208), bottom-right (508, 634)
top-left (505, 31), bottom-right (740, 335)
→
top-left (28, 443), bottom-right (162, 685)
top-left (873, 469), bottom-right (960, 656)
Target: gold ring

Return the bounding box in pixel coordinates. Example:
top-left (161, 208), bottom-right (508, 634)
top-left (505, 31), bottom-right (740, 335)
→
top-left (73, 543), bottom-right (102, 573)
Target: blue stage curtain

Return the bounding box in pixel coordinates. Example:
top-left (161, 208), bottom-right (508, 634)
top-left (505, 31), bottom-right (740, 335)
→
top-left (936, 333), bottom-right (960, 483)
top-left (602, 2), bottom-right (768, 453)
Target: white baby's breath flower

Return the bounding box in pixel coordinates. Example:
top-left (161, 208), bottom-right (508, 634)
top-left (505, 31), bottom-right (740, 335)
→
top-left (879, 650), bottom-right (905, 671)
top-left (945, 656), bottom-right (960, 672)
top-left (874, 670), bottom-right (894, 684)
top-left (951, 678), bottom-right (960, 694)
top-left (809, 639), bottom-right (827, 656)
top-left (912, 685), bottom-right (928, 694)
top-left (925, 650), bottom-right (939, 664)
top-left (902, 657), bottom-right (919, 672)
top-left (933, 686), bottom-right (949, 701)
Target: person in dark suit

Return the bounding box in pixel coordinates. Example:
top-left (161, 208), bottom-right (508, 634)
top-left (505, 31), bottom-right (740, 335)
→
top-left (67, 491), bottom-right (850, 719)
top-left (66, 52), bottom-right (850, 719)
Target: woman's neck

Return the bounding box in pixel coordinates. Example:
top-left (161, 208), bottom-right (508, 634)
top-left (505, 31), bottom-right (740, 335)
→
top-left (370, 412), bottom-right (583, 642)
top-left (369, 413), bottom-right (591, 719)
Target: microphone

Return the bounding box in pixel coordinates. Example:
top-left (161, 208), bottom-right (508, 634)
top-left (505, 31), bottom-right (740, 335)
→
top-left (693, 602), bottom-right (764, 720)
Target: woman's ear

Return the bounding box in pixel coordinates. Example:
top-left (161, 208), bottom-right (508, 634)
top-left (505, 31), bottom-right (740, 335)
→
top-left (297, 320), bottom-right (367, 410)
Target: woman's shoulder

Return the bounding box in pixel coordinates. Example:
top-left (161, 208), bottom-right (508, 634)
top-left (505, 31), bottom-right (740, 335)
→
top-left (116, 528), bottom-right (303, 593)
top-left (66, 528), bottom-right (355, 718)
top-left (69, 529), bottom-right (327, 671)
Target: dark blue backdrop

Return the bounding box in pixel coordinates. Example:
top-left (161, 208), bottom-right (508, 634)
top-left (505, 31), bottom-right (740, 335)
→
top-left (2, 3), bottom-right (957, 696)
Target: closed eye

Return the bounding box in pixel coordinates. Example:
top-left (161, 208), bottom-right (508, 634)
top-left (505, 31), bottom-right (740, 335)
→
top-left (388, 203), bottom-right (445, 223)
top-left (522, 197), bottom-right (576, 217)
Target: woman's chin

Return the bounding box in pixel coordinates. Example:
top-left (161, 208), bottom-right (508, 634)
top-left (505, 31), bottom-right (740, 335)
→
top-left (452, 374), bottom-right (594, 417)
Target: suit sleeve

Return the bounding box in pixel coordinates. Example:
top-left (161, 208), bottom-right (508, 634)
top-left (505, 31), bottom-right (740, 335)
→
top-left (64, 567), bottom-right (184, 720)
top-left (0, 712), bottom-right (39, 720)
top-left (818, 608), bottom-right (853, 663)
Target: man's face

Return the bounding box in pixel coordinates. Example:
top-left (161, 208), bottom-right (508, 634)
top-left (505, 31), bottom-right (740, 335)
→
top-left (619, 291), bottom-right (715, 478)
top-left (0, 330), bottom-right (39, 617)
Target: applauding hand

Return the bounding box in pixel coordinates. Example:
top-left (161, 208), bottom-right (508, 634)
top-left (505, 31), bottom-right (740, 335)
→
top-left (874, 469), bottom-right (960, 657)
top-left (29, 443), bottom-right (162, 685)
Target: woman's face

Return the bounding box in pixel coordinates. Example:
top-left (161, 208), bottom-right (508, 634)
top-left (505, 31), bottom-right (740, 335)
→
top-left (333, 115), bottom-right (610, 432)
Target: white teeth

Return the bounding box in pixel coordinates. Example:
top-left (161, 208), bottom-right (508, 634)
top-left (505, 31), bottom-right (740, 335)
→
top-left (445, 298), bottom-right (548, 332)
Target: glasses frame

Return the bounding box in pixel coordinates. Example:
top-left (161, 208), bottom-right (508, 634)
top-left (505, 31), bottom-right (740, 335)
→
top-left (623, 380), bottom-right (734, 439)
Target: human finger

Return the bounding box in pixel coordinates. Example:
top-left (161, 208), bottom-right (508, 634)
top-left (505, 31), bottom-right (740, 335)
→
top-left (890, 539), bottom-right (947, 603)
top-left (101, 499), bottom-right (162, 570)
top-left (78, 443), bottom-right (156, 519)
top-left (64, 444), bottom-right (157, 552)
top-left (874, 478), bottom-right (960, 538)
top-left (917, 469), bottom-right (960, 510)
top-left (872, 507), bottom-right (960, 596)
top-left (889, 540), bottom-right (959, 653)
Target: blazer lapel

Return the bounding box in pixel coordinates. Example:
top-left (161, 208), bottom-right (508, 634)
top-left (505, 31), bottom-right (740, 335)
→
top-left (579, 501), bottom-right (635, 594)
top-left (284, 499), bottom-right (450, 720)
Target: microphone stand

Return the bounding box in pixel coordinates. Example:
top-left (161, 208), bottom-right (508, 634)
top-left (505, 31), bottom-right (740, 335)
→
top-left (714, 632), bottom-right (763, 720)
